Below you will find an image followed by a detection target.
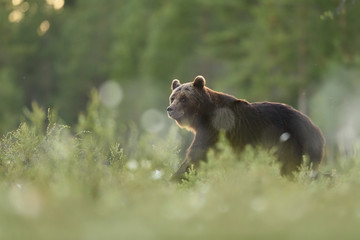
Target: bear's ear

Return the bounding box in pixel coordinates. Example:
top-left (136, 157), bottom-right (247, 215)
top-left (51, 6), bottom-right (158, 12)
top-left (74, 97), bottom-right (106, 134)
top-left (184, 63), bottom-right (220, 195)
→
top-left (193, 75), bottom-right (206, 89)
top-left (171, 79), bottom-right (181, 91)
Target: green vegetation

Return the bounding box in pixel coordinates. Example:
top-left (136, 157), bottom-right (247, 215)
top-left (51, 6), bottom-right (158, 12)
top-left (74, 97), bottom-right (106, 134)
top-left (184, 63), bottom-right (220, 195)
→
top-left (0, 95), bottom-right (359, 240)
top-left (1, 0), bottom-right (360, 239)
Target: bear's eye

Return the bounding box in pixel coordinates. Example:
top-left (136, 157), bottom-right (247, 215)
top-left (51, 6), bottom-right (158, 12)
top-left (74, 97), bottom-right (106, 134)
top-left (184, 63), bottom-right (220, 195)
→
top-left (180, 97), bottom-right (186, 103)
top-left (170, 97), bottom-right (175, 103)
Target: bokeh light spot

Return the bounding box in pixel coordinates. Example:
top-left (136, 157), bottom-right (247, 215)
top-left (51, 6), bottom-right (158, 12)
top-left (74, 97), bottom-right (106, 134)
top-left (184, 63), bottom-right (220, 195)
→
top-left (46, 0), bottom-right (64, 10)
top-left (126, 159), bottom-right (139, 171)
top-left (280, 132), bottom-right (290, 142)
top-left (141, 109), bottom-right (166, 133)
top-left (53, 0), bottom-right (64, 10)
top-left (99, 81), bottom-right (123, 108)
top-left (12, 0), bottom-right (23, 6)
top-left (9, 185), bottom-right (42, 218)
top-left (38, 20), bottom-right (50, 36)
top-left (250, 197), bottom-right (267, 213)
top-left (211, 108), bottom-right (235, 130)
top-left (8, 10), bottom-right (24, 23)
top-left (18, 2), bottom-right (30, 12)
top-left (151, 169), bottom-right (163, 180)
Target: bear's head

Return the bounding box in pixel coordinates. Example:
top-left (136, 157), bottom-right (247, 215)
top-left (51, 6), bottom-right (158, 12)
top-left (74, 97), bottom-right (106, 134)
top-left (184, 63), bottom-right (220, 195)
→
top-left (167, 75), bottom-right (208, 130)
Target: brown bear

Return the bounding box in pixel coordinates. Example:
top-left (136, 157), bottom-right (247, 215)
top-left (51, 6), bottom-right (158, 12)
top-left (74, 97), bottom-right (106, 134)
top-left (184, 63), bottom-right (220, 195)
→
top-left (167, 75), bottom-right (325, 182)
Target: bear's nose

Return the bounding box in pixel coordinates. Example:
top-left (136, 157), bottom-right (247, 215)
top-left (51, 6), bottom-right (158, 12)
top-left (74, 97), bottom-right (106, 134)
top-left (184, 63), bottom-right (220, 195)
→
top-left (167, 106), bottom-right (173, 112)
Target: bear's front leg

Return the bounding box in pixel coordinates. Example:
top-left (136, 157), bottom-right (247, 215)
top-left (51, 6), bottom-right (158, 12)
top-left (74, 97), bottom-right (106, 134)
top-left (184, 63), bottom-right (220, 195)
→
top-left (171, 131), bottom-right (218, 182)
top-left (170, 147), bottom-right (207, 182)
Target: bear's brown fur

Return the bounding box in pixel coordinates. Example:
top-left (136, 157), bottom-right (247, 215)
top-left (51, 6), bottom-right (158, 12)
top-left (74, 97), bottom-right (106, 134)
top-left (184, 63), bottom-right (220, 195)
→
top-left (167, 75), bottom-right (325, 182)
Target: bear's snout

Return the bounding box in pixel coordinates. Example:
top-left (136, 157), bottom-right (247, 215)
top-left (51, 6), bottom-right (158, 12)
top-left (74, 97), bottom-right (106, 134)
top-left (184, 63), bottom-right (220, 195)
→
top-left (167, 106), bottom-right (175, 119)
top-left (167, 106), bottom-right (184, 120)
top-left (167, 106), bottom-right (173, 113)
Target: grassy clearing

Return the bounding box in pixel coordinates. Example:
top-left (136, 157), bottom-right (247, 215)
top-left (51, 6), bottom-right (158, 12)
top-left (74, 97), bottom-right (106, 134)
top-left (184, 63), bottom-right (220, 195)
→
top-left (1, 99), bottom-right (360, 240)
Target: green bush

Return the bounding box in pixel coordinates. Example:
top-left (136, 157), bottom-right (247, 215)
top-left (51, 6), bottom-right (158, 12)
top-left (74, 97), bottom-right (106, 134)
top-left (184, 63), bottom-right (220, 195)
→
top-left (0, 94), bottom-right (360, 240)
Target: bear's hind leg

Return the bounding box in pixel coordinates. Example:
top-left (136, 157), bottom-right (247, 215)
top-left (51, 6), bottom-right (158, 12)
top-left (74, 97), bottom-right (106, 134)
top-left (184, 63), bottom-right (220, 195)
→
top-left (277, 144), bottom-right (303, 178)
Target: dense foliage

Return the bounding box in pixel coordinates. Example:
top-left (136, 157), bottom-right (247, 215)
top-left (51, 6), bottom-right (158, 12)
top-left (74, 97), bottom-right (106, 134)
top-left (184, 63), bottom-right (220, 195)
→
top-left (0, 99), bottom-right (359, 239)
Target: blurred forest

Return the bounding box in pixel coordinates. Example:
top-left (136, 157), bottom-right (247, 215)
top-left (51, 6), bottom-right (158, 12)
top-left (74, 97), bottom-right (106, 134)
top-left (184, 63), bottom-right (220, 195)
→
top-left (1, 0), bottom-right (360, 158)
